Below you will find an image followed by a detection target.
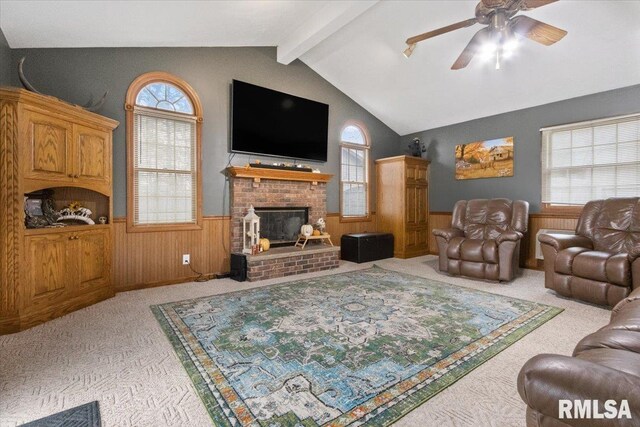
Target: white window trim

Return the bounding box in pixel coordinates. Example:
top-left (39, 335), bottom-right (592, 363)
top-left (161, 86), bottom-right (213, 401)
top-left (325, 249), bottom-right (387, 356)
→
top-left (340, 125), bottom-right (370, 220)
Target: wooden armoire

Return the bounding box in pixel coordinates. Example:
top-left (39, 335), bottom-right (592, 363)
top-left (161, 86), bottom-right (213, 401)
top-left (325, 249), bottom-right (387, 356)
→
top-left (0, 87), bottom-right (119, 334)
top-left (376, 155), bottom-right (429, 258)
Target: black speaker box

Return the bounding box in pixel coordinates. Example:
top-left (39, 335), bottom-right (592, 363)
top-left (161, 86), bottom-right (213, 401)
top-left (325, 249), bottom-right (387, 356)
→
top-left (230, 253), bottom-right (247, 282)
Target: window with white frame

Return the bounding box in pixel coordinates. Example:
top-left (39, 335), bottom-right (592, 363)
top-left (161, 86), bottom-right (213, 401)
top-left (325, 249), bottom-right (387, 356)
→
top-left (541, 113), bottom-right (640, 207)
top-left (127, 74), bottom-right (201, 229)
top-left (340, 125), bottom-right (369, 217)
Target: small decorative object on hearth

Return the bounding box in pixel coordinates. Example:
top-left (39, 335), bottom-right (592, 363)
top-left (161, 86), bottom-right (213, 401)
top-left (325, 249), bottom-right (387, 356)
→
top-left (259, 238), bottom-right (271, 252)
top-left (408, 137), bottom-right (427, 157)
top-left (315, 217), bottom-right (326, 233)
top-left (98, 216), bottom-right (107, 224)
top-left (301, 224), bottom-right (314, 237)
top-left (58, 201), bottom-right (95, 225)
top-left (243, 205), bottom-right (261, 255)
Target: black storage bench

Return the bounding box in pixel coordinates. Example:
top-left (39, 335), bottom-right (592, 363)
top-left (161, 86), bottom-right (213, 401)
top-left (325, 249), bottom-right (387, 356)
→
top-left (341, 233), bottom-right (394, 263)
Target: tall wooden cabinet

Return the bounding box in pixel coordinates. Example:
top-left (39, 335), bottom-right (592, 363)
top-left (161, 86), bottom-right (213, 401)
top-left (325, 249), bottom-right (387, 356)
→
top-left (0, 88), bottom-right (118, 334)
top-left (376, 155), bottom-right (430, 258)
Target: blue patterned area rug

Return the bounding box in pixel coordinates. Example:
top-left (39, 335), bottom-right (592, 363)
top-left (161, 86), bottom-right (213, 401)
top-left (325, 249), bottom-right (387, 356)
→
top-left (152, 266), bottom-right (562, 427)
top-left (20, 401), bottom-right (100, 427)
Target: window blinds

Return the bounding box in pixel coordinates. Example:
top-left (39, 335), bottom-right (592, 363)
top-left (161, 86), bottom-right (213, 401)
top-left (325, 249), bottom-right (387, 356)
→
top-left (341, 146), bottom-right (368, 216)
top-left (133, 107), bottom-right (197, 224)
top-left (541, 113), bottom-right (640, 205)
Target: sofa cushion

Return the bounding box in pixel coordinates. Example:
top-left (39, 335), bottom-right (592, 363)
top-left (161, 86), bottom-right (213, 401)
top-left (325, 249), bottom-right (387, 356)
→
top-left (603, 298), bottom-right (640, 332)
top-left (446, 238), bottom-right (498, 263)
top-left (555, 249), bottom-right (631, 287)
top-left (554, 247), bottom-right (590, 275)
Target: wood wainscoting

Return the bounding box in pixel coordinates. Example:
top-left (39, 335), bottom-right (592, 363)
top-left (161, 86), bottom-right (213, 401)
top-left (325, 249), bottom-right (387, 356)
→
top-left (112, 213), bottom-right (377, 291)
top-left (427, 211), bottom-right (579, 270)
top-left (112, 216), bottom-right (230, 291)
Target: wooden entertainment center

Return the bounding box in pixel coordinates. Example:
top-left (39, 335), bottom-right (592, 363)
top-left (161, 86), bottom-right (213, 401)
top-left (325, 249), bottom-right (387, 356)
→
top-left (0, 88), bottom-right (119, 334)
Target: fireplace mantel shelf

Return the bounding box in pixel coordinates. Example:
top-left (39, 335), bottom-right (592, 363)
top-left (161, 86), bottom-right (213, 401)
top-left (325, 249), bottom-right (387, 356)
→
top-left (226, 166), bottom-right (333, 185)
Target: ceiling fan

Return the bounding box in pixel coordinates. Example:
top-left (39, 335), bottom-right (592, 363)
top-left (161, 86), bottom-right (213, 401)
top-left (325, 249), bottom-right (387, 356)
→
top-left (403, 0), bottom-right (567, 70)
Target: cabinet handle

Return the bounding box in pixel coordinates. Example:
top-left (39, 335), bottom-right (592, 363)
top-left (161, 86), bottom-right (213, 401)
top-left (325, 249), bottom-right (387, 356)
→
top-left (74, 174), bottom-right (80, 178)
top-left (68, 174), bottom-right (74, 178)
top-left (69, 235), bottom-right (79, 240)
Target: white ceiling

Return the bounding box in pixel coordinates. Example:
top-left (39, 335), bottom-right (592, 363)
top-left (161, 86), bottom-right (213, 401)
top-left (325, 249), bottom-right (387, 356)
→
top-left (1, 0), bottom-right (639, 135)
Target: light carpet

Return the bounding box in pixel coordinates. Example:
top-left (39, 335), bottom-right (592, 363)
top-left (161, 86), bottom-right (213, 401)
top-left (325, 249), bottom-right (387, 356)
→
top-left (0, 256), bottom-right (611, 426)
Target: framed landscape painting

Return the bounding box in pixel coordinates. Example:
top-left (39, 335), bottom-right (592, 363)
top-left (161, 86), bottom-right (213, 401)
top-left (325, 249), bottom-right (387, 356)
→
top-left (455, 136), bottom-right (514, 180)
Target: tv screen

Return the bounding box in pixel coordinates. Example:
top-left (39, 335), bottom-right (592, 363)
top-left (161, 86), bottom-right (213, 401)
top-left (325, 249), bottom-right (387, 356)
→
top-left (231, 80), bottom-right (329, 162)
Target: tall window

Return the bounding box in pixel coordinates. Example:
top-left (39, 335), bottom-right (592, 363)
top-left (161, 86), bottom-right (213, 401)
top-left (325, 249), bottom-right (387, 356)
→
top-left (541, 113), bottom-right (640, 208)
top-left (340, 124), bottom-right (370, 218)
top-left (125, 72), bottom-right (203, 231)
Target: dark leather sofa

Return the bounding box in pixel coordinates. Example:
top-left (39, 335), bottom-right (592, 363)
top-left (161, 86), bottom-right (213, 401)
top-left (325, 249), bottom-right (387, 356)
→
top-left (539, 197), bottom-right (640, 307)
top-left (518, 286), bottom-right (640, 426)
top-left (433, 198), bottom-right (529, 281)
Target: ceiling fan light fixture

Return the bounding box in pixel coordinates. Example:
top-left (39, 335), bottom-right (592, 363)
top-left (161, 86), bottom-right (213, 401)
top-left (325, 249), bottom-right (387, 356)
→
top-left (403, 43), bottom-right (416, 58)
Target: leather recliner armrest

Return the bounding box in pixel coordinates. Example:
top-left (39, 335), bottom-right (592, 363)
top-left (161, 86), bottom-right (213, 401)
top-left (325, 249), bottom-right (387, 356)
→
top-left (496, 230), bottom-right (523, 244)
top-left (538, 233), bottom-right (593, 252)
top-left (518, 354), bottom-right (640, 427)
top-left (432, 228), bottom-right (464, 242)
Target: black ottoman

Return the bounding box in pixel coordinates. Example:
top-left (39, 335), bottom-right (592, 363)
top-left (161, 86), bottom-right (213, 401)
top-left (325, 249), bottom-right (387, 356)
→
top-left (341, 233), bottom-right (394, 263)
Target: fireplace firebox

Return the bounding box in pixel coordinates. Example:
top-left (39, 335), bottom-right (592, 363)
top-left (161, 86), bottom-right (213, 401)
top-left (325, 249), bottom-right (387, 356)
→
top-left (254, 207), bottom-right (309, 247)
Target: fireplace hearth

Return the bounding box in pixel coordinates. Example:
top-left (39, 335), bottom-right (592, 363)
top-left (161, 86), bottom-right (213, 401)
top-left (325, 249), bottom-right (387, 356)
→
top-left (255, 207), bottom-right (308, 247)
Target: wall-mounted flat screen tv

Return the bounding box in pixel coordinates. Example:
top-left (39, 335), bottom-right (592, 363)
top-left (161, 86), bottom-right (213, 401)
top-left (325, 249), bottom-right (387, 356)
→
top-left (231, 80), bottom-right (329, 162)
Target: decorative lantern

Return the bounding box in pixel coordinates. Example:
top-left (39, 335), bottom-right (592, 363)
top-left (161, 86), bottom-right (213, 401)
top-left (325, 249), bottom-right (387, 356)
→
top-left (243, 205), bottom-right (260, 254)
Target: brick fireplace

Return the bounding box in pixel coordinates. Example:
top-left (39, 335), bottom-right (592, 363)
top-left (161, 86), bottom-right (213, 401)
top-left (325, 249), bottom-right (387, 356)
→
top-left (227, 167), bottom-right (339, 281)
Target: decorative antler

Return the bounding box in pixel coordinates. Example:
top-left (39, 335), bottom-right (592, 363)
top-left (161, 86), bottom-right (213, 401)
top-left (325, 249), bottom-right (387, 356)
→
top-left (18, 57), bottom-right (42, 94)
top-left (18, 56), bottom-right (108, 112)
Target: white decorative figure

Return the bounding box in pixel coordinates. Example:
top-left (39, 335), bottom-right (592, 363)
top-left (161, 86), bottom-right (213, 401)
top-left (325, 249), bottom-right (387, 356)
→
top-left (243, 205), bottom-right (260, 254)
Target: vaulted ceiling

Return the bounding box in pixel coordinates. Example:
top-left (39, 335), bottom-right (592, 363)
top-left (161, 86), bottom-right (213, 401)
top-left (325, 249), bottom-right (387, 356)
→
top-left (1, 0), bottom-right (639, 135)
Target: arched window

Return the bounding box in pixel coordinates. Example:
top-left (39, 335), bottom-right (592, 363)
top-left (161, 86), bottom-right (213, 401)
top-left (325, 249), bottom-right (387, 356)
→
top-left (125, 72), bottom-right (203, 231)
top-left (340, 124), bottom-right (370, 219)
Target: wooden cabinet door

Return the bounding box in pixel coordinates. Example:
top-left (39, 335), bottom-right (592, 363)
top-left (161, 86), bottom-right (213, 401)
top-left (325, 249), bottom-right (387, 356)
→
top-left (416, 184), bottom-right (428, 226)
top-left (24, 233), bottom-right (73, 308)
top-left (76, 229), bottom-right (111, 292)
top-left (74, 125), bottom-right (111, 188)
top-left (23, 111), bottom-right (73, 183)
top-left (405, 227), bottom-right (430, 256)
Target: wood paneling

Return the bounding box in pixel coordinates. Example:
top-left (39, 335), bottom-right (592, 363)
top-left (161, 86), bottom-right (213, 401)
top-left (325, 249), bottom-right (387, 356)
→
top-left (112, 216), bottom-right (231, 291)
top-left (325, 213), bottom-right (377, 243)
top-left (427, 211), bottom-right (579, 270)
top-left (428, 212), bottom-right (453, 254)
top-left (112, 213), bottom-right (376, 291)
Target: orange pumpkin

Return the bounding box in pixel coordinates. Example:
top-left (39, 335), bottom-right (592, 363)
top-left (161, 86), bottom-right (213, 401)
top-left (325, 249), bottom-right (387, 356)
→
top-left (312, 229), bottom-right (321, 236)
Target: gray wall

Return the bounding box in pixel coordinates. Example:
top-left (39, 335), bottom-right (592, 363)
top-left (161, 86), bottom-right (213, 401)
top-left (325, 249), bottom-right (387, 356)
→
top-left (9, 47), bottom-right (400, 216)
top-left (0, 28), bottom-right (11, 86)
top-left (402, 84), bottom-right (640, 213)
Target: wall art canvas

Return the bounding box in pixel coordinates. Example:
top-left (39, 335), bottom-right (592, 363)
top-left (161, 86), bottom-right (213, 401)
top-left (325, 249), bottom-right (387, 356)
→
top-left (455, 136), bottom-right (514, 180)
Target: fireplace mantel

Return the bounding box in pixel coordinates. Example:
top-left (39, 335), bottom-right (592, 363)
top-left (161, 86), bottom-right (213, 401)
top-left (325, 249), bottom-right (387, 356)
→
top-left (226, 166), bottom-right (333, 185)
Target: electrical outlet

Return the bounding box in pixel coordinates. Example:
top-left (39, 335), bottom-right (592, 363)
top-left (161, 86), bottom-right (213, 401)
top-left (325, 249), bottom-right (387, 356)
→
top-left (182, 254), bottom-right (190, 265)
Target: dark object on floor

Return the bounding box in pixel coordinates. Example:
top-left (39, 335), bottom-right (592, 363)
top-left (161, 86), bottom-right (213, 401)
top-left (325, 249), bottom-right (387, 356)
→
top-left (433, 198), bottom-right (529, 282)
top-left (230, 253), bottom-right (247, 282)
top-left (518, 286), bottom-right (640, 426)
top-left (538, 197), bottom-right (640, 307)
top-left (20, 401), bottom-right (101, 427)
top-left (341, 233), bottom-right (394, 263)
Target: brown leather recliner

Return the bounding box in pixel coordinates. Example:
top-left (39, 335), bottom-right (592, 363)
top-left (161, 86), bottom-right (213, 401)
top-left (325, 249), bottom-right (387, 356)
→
top-left (518, 287), bottom-right (640, 427)
top-left (433, 198), bottom-right (529, 281)
top-left (539, 197), bottom-right (640, 307)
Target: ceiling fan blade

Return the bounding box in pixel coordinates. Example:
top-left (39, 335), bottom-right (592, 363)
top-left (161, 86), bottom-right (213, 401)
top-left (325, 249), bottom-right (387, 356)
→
top-left (510, 15), bottom-right (567, 45)
top-left (406, 18), bottom-right (478, 45)
top-left (521, 0), bottom-right (558, 10)
top-left (451, 27), bottom-right (490, 70)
